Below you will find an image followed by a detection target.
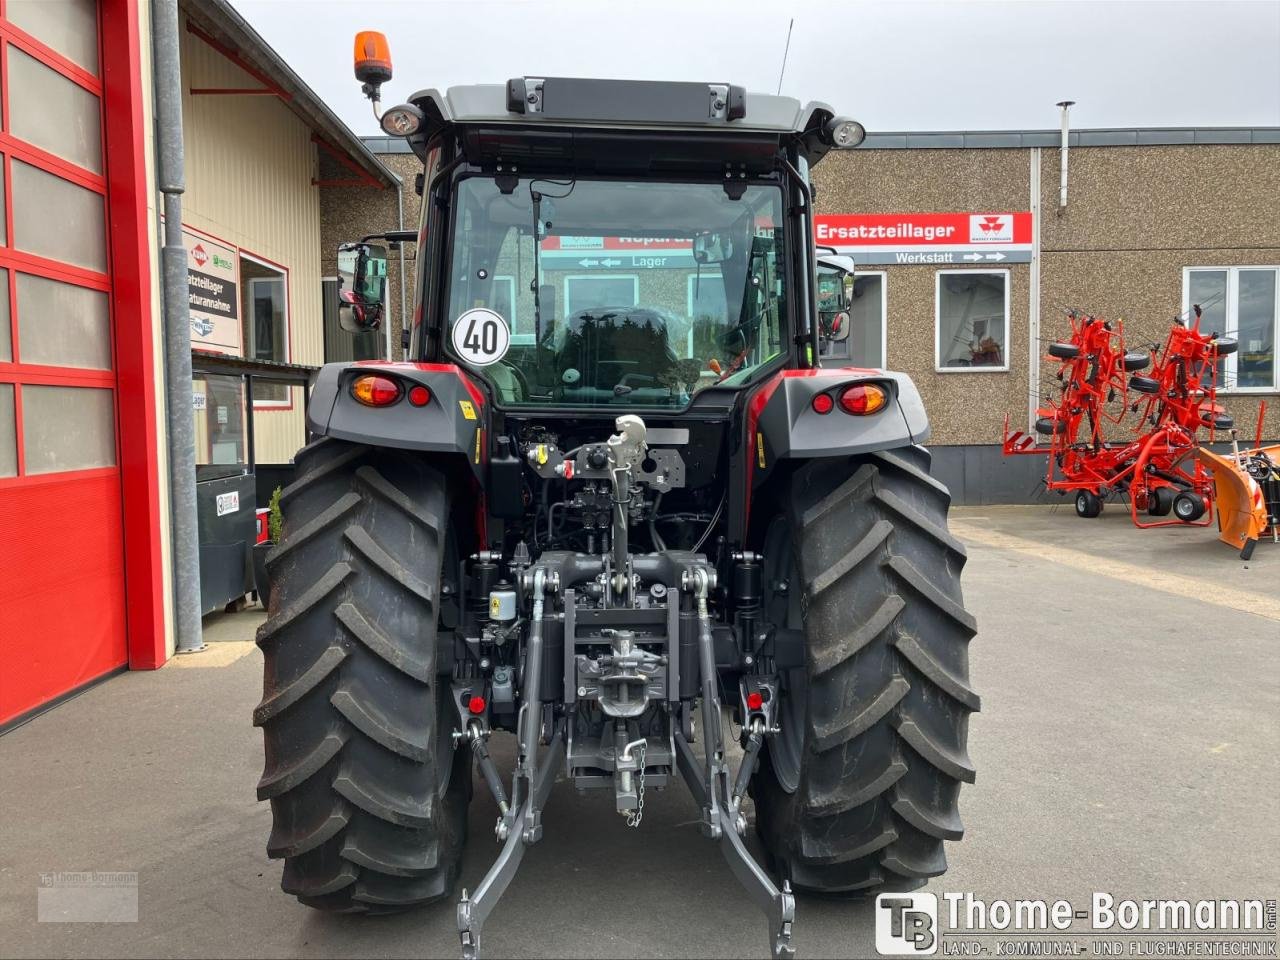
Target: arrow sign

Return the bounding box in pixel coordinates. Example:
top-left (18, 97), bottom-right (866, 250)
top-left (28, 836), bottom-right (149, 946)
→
top-left (986, 252), bottom-right (1006, 261)
top-left (578, 258), bottom-right (599, 268)
top-left (963, 252), bottom-right (984, 262)
top-left (601, 257), bottom-right (621, 267)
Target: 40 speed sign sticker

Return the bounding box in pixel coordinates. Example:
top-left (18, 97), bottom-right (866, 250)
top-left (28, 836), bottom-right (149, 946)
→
top-left (451, 308), bottom-right (510, 366)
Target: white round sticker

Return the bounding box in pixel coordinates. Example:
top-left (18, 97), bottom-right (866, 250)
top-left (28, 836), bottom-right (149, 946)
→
top-left (451, 308), bottom-right (510, 366)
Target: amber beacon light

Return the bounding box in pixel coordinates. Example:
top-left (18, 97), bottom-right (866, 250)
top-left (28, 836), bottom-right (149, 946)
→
top-left (353, 31), bottom-right (392, 86)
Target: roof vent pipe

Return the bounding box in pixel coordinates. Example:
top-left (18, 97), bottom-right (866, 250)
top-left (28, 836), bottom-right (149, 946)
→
top-left (1056, 100), bottom-right (1074, 211)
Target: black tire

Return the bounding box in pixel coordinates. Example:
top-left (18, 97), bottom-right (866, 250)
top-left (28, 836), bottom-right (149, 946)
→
top-left (751, 446), bottom-right (978, 895)
top-left (1203, 413), bottom-right (1234, 431)
top-left (1047, 342), bottom-right (1079, 360)
top-left (1147, 486), bottom-right (1174, 517)
top-left (1173, 492), bottom-right (1206, 522)
top-left (254, 438), bottom-right (471, 913)
top-left (1074, 490), bottom-right (1102, 518)
top-left (1122, 352), bottom-right (1151, 372)
top-left (1034, 416), bottom-right (1065, 436)
top-left (1213, 337), bottom-right (1238, 356)
top-left (1129, 375), bottom-right (1160, 395)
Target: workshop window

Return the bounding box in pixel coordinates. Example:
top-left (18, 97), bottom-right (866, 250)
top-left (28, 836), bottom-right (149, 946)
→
top-left (1185, 266), bottom-right (1279, 392)
top-left (241, 254), bottom-right (289, 404)
top-left (935, 270), bottom-right (1009, 372)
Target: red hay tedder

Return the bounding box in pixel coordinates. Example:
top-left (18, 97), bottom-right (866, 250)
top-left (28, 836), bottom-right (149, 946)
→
top-left (1004, 305), bottom-right (1237, 526)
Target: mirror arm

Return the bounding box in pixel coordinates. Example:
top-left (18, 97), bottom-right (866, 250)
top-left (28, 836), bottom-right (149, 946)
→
top-left (360, 230), bottom-right (417, 247)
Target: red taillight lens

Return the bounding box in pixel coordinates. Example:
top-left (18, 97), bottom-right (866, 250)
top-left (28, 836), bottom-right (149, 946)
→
top-left (467, 695), bottom-right (486, 715)
top-left (746, 691), bottom-right (764, 711)
top-left (351, 374), bottom-right (401, 407)
top-left (407, 385), bottom-right (431, 407)
top-left (811, 392), bottom-right (834, 415)
top-left (838, 383), bottom-right (888, 416)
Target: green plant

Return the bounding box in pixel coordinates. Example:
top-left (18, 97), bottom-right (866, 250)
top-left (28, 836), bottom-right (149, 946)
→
top-left (267, 485), bottom-right (283, 543)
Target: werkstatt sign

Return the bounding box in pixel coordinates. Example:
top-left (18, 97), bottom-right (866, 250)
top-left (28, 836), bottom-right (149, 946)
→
top-left (815, 212), bottom-right (1033, 265)
top-left (183, 227), bottom-right (242, 355)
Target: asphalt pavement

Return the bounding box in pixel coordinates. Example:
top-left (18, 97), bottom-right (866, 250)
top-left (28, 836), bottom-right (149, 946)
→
top-left (1, 505), bottom-right (1276, 959)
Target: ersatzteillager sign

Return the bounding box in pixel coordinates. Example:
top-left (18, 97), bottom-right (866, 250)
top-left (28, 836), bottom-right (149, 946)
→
top-left (815, 212), bottom-right (1033, 265)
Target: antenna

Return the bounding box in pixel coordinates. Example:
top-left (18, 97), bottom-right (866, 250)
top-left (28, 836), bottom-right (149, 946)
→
top-left (777, 18), bottom-right (794, 95)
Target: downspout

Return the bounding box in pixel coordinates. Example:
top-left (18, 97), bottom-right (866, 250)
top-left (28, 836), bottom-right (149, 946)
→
top-left (395, 177), bottom-right (407, 360)
top-left (1028, 147), bottom-right (1042, 435)
top-left (153, 0), bottom-right (204, 653)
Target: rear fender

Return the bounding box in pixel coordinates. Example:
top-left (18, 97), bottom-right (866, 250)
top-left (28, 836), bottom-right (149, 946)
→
top-left (307, 361), bottom-right (488, 480)
top-left (750, 368), bottom-right (929, 474)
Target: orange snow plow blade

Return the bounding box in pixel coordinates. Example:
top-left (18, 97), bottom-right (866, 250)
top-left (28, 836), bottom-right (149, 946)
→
top-left (1197, 444), bottom-right (1279, 559)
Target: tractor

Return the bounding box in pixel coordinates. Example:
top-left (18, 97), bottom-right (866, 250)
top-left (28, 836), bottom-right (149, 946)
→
top-left (255, 31), bottom-right (977, 959)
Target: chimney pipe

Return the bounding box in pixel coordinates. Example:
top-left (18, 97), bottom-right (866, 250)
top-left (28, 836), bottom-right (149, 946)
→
top-left (1056, 100), bottom-right (1075, 211)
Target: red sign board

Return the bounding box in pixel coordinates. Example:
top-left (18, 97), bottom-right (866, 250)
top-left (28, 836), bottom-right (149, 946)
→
top-left (815, 212), bottom-right (1032, 246)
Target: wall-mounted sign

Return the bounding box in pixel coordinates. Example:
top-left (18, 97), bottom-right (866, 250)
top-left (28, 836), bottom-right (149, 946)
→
top-left (815, 212), bottom-right (1033, 265)
top-left (183, 227), bottom-right (242, 355)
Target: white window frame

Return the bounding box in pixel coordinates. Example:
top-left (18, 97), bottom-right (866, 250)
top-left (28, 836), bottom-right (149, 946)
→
top-left (853, 270), bottom-right (889, 369)
top-left (242, 251), bottom-right (291, 409)
top-left (563, 274), bottom-right (639, 315)
top-left (934, 268), bottom-right (1010, 373)
top-left (1182, 265), bottom-right (1280, 394)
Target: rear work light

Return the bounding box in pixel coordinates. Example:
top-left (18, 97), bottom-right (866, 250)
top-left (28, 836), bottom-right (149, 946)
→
top-left (351, 374), bottom-right (402, 407)
top-left (839, 383), bottom-right (887, 416)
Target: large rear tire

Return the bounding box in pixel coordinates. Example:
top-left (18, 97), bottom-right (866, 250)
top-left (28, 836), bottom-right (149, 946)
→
top-left (254, 438), bottom-right (471, 912)
top-left (751, 446), bottom-right (978, 895)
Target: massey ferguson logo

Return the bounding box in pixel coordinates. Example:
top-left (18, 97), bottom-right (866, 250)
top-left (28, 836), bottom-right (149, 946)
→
top-left (969, 214), bottom-right (1013, 243)
top-left (192, 244), bottom-right (209, 267)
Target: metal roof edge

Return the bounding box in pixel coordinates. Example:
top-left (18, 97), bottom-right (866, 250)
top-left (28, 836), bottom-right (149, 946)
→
top-left (857, 127), bottom-right (1280, 150)
top-left (183, 0), bottom-right (400, 188)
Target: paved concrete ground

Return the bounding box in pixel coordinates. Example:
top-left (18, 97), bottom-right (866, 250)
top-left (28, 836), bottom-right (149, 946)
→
top-left (2, 506), bottom-right (1276, 959)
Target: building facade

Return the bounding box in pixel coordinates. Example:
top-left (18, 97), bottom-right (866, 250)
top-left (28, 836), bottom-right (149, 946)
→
top-left (350, 129), bottom-right (1279, 504)
top-left (0, 0), bottom-right (396, 726)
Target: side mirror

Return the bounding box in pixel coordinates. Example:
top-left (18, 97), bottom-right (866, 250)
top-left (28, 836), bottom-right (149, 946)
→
top-left (693, 231), bottom-right (734, 265)
top-left (337, 241), bottom-right (388, 333)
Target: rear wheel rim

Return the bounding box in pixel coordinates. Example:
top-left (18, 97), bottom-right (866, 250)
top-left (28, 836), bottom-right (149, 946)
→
top-left (762, 517), bottom-right (804, 793)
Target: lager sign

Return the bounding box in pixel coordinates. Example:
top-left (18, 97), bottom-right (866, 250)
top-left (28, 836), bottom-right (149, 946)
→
top-left (183, 227), bottom-right (242, 355)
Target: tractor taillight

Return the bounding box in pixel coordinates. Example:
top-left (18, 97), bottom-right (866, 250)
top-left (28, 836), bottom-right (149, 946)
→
top-left (468, 696), bottom-right (486, 715)
top-left (839, 384), bottom-right (887, 416)
top-left (746, 691), bottom-right (764, 711)
top-left (407, 385), bottom-right (431, 407)
top-left (351, 374), bottom-right (401, 407)
top-left (811, 392), bottom-right (834, 415)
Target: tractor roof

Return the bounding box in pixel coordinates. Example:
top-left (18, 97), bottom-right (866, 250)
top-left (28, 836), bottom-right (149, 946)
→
top-left (405, 77), bottom-right (843, 169)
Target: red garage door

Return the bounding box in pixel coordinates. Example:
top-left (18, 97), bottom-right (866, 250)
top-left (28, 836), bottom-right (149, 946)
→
top-left (0, 0), bottom-right (129, 724)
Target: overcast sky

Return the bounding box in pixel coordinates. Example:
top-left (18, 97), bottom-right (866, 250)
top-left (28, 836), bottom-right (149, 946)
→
top-left (229, 0), bottom-right (1280, 135)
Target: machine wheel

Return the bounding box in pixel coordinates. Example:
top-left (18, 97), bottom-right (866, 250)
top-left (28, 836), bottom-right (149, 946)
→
top-left (1173, 492), bottom-right (1207, 522)
top-left (751, 446), bottom-right (978, 895)
top-left (1213, 337), bottom-right (1238, 356)
top-left (1147, 486), bottom-right (1174, 517)
top-left (1034, 416), bottom-right (1064, 435)
top-left (1123, 352), bottom-right (1151, 372)
top-left (1204, 413), bottom-right (1234, 431)
top-left (1129, 375), bottom-right (1160, 395)
top-left (1047, 343), bottom-right (1079, 359)
top-left (1074, 490), bottom-right (1103, 518)
top-left (254, 438), bottom-right (471, 913)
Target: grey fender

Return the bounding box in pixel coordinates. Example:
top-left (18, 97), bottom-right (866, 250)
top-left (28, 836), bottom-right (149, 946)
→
top-left (307, 362), bottom-right (488, 475)
top-left (753, 369), bottom-right (929, 466)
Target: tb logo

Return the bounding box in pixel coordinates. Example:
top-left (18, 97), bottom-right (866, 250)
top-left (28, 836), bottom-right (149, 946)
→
top-left (875, 892), bottom-right (938, 955)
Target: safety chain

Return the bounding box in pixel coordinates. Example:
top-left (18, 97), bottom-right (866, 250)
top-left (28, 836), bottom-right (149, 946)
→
top-left (626, 742), bottom-right (647, 828)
